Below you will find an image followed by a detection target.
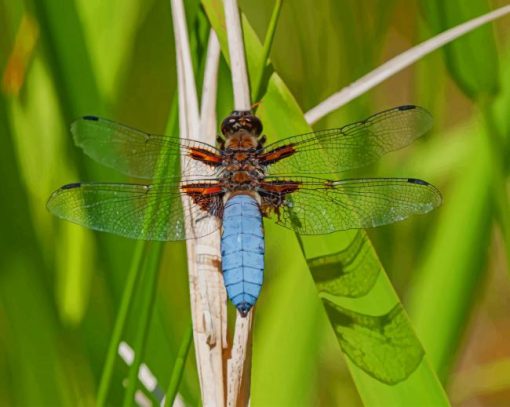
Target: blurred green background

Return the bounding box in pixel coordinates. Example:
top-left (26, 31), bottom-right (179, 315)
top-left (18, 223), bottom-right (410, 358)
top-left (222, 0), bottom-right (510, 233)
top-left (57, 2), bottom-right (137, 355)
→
top-left (1, 0), bottom-right (510, 405)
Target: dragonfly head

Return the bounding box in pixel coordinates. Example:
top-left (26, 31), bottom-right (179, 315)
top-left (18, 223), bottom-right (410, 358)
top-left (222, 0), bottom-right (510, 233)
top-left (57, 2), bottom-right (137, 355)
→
top-left (221, 111), bottom-right (263, 137)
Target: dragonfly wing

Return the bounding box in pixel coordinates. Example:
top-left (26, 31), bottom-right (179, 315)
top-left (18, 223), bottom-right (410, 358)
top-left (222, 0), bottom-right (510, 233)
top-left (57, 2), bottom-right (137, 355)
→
top-left (72, 116), bottom-right (221, 179)
top-left (260, 177), bottom-right (441, 234)
top-left (263, 105), bottom-right (433, 175)
top-left (47, 180), bottom-right (223, 241)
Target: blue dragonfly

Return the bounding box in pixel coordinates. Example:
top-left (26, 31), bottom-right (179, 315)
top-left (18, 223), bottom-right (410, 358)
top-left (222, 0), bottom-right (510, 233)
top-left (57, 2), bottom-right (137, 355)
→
top-left (47, 105), bottom-right (441, 316)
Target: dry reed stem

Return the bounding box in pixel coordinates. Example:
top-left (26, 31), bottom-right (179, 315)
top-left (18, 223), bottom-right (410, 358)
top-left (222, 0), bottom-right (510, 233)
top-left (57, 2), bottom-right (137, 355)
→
top-left (171, 1), bottom-right (225, 405)
top-left (304, 4), bottom-right (510, 124)
top-left (224, 0), bottom-right (251, 111)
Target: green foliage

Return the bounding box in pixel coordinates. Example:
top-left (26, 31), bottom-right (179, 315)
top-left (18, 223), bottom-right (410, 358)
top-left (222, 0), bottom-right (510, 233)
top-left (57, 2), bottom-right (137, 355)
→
top-left (1, 0), bottom-right (510, 405)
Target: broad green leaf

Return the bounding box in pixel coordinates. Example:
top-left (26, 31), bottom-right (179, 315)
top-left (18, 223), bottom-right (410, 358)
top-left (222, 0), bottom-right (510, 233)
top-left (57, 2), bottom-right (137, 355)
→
top-left (308, 231), bottom-right (380, 298)
top-left (202, 1), bottom-right (449, 405)
top-left (322, 300), bottom-right (424, 385)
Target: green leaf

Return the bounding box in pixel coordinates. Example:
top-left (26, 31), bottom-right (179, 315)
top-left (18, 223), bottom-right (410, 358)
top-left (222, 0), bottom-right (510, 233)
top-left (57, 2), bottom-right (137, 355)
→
top-left (202, 1), bottom-right (449, 404)
top-left (322, 300), bottom-right (424, 385)
top-left (307, 232), bottom-right (380, 298)
top-left (421, 0), bottom-right (500, 100)
top-left (29, 0), bottom-right (103, 118)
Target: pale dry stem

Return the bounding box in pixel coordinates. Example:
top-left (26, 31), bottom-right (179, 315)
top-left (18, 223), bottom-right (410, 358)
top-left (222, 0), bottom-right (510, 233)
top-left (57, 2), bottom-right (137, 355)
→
top-left (304, 4), bottom-right (510, 124)
top-left (171, 0), bottom-right (225, 405)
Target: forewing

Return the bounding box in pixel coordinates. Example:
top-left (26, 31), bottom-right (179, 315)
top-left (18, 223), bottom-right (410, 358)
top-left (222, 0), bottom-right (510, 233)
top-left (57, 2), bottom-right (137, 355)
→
top-left (72, 116), bottom-right (221, 179)
top-left (264, 105), bottom-right (433, 175)
top-left (263, 177), bottom-right (441, 234)
top-left (47, 180), bottom-right (223, 241)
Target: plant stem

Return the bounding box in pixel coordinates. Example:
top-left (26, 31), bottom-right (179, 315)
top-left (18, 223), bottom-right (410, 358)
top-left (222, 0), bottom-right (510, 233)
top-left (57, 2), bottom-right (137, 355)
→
top-left (171, 1), bottom-right (226, 405)
top-left (97, 241), bottom-right (146, 406)
top-left (304, 4), bottom-right (510, 124)
top-left (224, 0), bottom-right (251, 110)
top-left (123, 242), bottom-right (163, 407)
top-left (253, 0), bottom-right (283, 103)
top-left (164, 324), bottom-right (193, 406)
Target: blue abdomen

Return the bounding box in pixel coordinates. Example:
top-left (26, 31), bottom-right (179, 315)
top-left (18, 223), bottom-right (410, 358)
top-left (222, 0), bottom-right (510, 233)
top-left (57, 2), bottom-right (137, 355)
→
top-left (221, 194), bottom-right (264, 315)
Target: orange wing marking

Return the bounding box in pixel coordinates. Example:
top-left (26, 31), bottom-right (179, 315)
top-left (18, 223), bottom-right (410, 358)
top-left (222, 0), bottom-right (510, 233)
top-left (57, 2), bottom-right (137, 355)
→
top-left (181, 183), bottom-right (224, 214)
top-left (259, 145), bottom-right (296, 165)
top-left (188, 147), bottom-right (222, 166)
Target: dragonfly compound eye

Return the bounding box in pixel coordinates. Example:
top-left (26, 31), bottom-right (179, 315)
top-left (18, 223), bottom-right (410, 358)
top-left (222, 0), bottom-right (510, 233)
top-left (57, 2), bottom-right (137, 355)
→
top-left (221, 111), bottom-right (263, 136)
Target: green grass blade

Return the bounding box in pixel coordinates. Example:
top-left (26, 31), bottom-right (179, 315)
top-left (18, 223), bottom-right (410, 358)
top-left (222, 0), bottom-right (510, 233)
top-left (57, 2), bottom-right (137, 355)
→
top-left (119, 99), bottom-right (179, 405)
top-left (165, 323), bottom-right (193, 406)
top-left (252, 0), bottom-right (283, 102)
top-left (123, 242), bottom-right (164, 407)
top-left (29, 0), bottom-right (103, 118)
top-left (96, 242), bottom-right (146, 406)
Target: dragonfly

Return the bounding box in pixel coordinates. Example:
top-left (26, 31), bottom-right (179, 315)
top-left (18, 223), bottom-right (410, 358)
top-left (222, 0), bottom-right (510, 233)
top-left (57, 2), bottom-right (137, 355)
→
top-left (47, 105), bottom-right (441, 316)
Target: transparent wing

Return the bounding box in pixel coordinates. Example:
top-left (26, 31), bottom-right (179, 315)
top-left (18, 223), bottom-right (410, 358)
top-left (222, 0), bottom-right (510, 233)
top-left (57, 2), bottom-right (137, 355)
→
top-left (72, 116), bottom-right (221, 179)
top-left (262, 177), bottom-right (441, 234)
top-left (47, 180), bottom-right (223, 241)
top-left (264, 105), bottom-right (433, 175)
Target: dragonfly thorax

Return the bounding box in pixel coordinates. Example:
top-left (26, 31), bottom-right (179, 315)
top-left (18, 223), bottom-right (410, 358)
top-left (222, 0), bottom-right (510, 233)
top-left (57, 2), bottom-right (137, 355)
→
top-left (220, 146), bottom-right (266, 191)
top-left (224, 131), bottom-right (260, 150)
